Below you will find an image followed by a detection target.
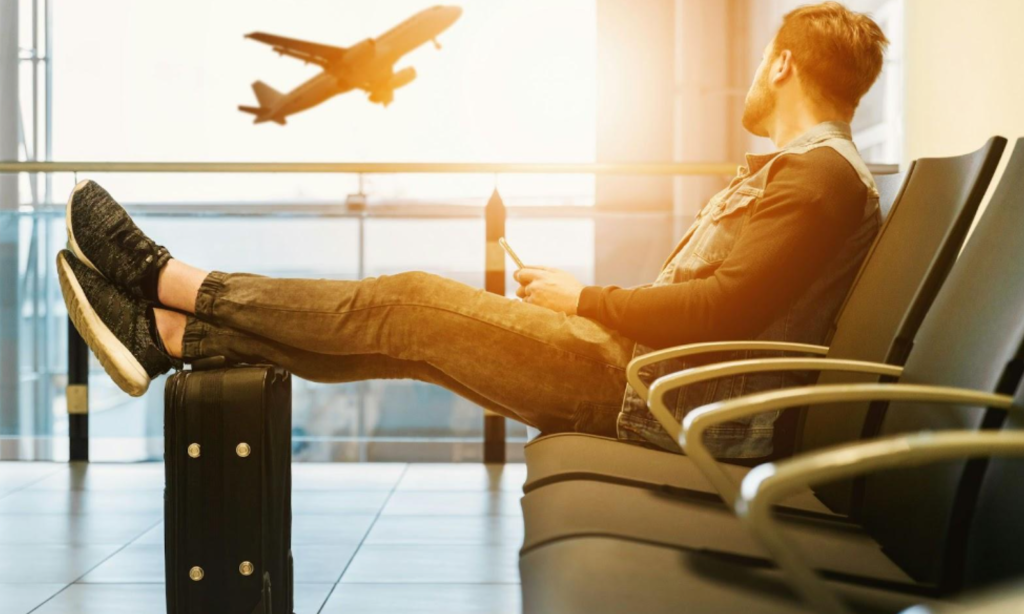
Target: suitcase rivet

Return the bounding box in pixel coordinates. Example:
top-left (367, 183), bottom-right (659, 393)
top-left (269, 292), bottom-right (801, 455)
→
top-left (239, 561), bottom-right (254, 576)
top-left (187, 443), bottom-right (201, 458)
top-left (236, 442), bottom-right (251, 458)
top-left (189, 566), bottom-right (204, 581)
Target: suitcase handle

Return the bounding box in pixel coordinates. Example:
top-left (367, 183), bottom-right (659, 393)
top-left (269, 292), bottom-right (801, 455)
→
top-left (189, 358), bottom-right (282, 372)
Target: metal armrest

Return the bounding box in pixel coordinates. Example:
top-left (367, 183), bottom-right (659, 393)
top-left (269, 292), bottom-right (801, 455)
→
top-left (738, 429), bottom-right (1024, 614)
top-left (646, 358), bottom-right (903, 448)
top-left (677, 383), bottom-right (1013, 507)
top-left (626, 341), bottom-right (830, 400)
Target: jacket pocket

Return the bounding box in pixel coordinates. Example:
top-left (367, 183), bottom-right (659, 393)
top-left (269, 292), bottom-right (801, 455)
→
top-left (692, 189), bottom-right (758, 265)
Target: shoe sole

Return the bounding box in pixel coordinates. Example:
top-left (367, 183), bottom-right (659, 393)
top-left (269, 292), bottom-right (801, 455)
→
top-left (66, 179), bottom-right (105, 278)
top-left (57, 252), bottom-right (150, 397)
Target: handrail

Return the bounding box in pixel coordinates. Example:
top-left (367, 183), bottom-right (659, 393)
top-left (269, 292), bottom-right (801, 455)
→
top-left (0, 161), bottom-right (899, 175)
top-left (0, 161), bottom-right (739, 175)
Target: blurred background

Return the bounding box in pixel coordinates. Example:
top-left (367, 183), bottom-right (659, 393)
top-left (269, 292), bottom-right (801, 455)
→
top-left (1, 0), bottom-right (1020, 463)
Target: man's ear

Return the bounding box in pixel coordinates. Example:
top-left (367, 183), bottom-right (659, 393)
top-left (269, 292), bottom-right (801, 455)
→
top-left (771, 49), bottom-right (794, 86)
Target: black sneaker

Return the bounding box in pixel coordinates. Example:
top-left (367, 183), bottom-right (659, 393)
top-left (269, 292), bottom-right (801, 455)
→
top-left (66, 180), bottom-right (171, 302)
top-left (57, 250), bottom-right (180, 396)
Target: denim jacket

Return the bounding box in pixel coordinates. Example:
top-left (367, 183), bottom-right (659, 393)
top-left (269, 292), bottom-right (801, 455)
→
top-left (615, 121), bottom-right (881, 458)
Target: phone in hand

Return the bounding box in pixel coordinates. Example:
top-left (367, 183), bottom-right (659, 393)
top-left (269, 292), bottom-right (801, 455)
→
top-left (498, 237), bottom-right (526, 270)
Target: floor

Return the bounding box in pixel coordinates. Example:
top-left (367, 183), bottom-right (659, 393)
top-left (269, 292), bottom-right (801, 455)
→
top-left (0, 462), bottom-right (525, 614)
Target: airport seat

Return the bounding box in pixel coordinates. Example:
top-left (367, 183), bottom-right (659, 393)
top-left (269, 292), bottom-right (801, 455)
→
top-left (521, 139), bottom-right (1006, 519)
top-left (518, 140), bottom-right (1024, 613)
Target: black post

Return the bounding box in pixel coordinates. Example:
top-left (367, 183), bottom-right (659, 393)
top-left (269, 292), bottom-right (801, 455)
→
top-left (67, 317), bottom-right (89, 461)
top-left (483, 189), bottom-right (507, 464)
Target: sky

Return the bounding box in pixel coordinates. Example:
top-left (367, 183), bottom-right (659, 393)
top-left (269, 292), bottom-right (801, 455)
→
top-left (48, 0), bottom-right (598, 203)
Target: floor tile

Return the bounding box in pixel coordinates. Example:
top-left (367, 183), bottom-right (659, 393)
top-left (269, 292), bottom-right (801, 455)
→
top-left (79, 543), bottom-right (165, 583)
top-left (295, 583), bottom-right (336, 614)
top-left (396, 464), bottom-right (527, 492)
top-left (294, 514), bottom-right (377, 544)
top-left (292, 491), bottom-right (392, 515)
top-left (341, 545), bottom-right (520, 584)
top-left (0, 583), bottom-right (68, 614)
top-left (0, 545), bottom-right (122, 584)
top-left (322, 584), bottom-right (522, 614)
top-left (294, 543), bottom-right (360, 584)
top-left (381, 492), bottom-right (522, 517)
top-left (0, 513), bottom-right (160, 545)
top-left (133, 523), bottom-right (164, 545)
top-left (0, 462), bottom-right (65, 498)
top-left (28, 463), bottom-right (164, 492)
top-left (30, 583), bottom-right (165, 614)
top-left (293, 463), bottom-right (406, 491)
top-left (0, 490), bottom-right (163, 515)
top-left (365, 515), bottom-right (524, 545)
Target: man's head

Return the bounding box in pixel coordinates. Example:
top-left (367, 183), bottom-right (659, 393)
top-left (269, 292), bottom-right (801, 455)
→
top-left (742, 2), bottom-right (889, 138)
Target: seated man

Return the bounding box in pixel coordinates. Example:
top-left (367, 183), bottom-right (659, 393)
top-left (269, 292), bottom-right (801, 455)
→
top-left (57, 2), bottom-right (887, 460)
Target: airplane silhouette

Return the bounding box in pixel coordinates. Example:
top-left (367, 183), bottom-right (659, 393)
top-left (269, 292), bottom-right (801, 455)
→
top-left (239, 5), bottom-right (462, 125)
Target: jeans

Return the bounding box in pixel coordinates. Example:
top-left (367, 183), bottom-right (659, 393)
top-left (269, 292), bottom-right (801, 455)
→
top-left (180, 270), bottom-right (635, 437)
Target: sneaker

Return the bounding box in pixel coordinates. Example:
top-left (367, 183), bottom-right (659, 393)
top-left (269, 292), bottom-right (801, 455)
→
top-left (57, 250), bottom-right (179, 396)
top-left (66, 179), bottom-right (171, 302)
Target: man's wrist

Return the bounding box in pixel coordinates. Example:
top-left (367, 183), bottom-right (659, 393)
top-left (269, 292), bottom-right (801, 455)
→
top-left (575, 286), bottom-right (601, 318)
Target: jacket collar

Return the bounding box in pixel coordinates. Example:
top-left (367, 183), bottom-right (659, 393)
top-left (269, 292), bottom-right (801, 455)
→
top-left (739, 121), bottom-right (854, 177)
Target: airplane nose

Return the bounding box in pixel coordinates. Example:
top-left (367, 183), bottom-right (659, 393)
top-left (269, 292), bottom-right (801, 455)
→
top-left (448, 6), bottom-right (463, 20)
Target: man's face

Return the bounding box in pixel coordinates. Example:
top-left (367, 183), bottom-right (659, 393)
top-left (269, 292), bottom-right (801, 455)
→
top-left (742, 43), bottom-right (777, 137)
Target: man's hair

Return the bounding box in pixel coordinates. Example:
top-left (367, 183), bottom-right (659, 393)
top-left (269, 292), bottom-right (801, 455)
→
top-left (773, 2), bottom-right (889, 115)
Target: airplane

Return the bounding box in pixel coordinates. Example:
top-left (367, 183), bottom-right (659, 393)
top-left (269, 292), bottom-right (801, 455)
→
top-left (239, 5), bottom-right (462, 125)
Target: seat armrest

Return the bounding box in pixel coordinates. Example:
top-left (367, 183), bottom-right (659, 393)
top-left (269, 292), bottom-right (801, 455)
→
top-left (647, 358), bottom-right (902, 446)
top-left (676, 383), bottom-right (1013, 507)
top-left (738, 428), bottom-right (1024, 614)
top-left (626, 341), bottom-right (830, 400)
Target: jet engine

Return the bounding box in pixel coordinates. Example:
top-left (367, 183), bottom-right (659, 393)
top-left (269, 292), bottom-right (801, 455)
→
top-left (368, 67), bottom-right (417, 106)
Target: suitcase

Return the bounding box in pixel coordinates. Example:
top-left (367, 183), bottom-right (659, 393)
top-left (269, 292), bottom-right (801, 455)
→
top-left (164, 358), bottom-right (294, 614)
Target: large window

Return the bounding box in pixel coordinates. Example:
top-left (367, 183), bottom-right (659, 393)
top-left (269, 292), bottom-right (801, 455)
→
top-left (3, 0), bottom-right (601, 461)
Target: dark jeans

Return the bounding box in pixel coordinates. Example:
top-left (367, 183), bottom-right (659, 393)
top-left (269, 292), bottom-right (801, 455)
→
top-left (180, 271), bottom-right (635, 436)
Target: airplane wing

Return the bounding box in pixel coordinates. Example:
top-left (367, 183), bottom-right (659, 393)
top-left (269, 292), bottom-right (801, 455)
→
top-left (245, 32), bottom-right (347, 66)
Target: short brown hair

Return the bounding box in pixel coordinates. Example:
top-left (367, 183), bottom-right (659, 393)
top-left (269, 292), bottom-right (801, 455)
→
top-left (773, 2), bottom-right (889, 115)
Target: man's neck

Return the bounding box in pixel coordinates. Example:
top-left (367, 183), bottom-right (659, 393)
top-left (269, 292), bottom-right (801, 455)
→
top-left (766, 104), bottom-right (848, 149)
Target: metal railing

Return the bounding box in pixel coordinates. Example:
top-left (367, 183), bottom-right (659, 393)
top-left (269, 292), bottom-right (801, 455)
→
top-left (0, 159), bottom-right (898, 463)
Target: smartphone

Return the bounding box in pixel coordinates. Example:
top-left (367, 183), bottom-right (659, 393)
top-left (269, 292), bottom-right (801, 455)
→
top-left (498, 237), bottom-right (526, 270)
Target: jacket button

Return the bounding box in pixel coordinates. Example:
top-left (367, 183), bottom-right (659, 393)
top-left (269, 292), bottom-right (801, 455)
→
top-left (239, 561), bottom-right (254, 576)
top-left (187, 443), bottom-right (201, 458)
top-left (189, 566), bottom-right (204, 581)
top-left (236, 442), bottom-right (251, 458)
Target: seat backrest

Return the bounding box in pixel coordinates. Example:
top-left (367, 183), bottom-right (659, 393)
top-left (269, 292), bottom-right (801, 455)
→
top-left (874, 168), bottom-right (908, 220)
top-left (797, 138), bottom-right (1006, 482)
top-left (963, 382), bottom-right (1024, 592)
top-left (858, 138), bottom-right (1024, 588)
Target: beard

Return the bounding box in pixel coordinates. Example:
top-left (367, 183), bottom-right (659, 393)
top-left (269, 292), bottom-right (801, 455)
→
top-left (741, 70), bottom-right (776, 137)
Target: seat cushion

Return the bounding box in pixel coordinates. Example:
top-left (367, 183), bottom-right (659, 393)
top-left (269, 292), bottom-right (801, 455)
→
top-left (524, 433), bottom-right (833, 515)
top-left (520, 536), bottom-right (946, 614)
top-left (520, 479), bottom-right (912, 584)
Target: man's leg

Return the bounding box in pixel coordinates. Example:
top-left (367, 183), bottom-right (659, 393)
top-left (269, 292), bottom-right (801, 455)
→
top-left (159, 263), bottom-right (635, 436)
top-left (176, 315), bottom-right (534, 425)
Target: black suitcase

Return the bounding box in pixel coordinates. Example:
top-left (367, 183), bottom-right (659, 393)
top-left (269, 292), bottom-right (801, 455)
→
top-left (164, 359), bottom-right (294, 614)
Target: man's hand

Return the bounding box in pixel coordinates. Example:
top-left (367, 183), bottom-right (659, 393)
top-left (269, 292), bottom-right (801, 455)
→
top-left (514, 266), bottom-right (585, 315)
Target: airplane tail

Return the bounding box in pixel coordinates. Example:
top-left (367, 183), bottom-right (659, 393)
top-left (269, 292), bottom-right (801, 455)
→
top-left (238, 85), bottom-right (287, 125)
top-left (251, 81), bottom-right (284, 108)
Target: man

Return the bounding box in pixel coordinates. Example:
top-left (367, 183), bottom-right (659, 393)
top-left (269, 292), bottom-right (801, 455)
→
top-left (58, 2), bottom-right (887, 460)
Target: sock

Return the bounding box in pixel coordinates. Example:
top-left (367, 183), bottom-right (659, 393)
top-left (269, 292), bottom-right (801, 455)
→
top-left (148, 307), bottom-right (184, 371)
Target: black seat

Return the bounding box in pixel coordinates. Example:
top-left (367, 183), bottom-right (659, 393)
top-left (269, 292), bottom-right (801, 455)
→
top-left (520, 139), bottom-right (1006, 517)
top-left (519, 138), bottom-right (1024, 612)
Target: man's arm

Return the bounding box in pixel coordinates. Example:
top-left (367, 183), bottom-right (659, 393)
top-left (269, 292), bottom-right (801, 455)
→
top-left (576, 148), bottom-right (869, 349)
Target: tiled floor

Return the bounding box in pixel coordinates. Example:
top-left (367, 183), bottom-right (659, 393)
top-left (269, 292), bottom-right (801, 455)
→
top-left (0, 462), bottom-right (525, 614)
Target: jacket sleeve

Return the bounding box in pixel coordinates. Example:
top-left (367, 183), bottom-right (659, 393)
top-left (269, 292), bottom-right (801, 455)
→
top-left (576, 148), bottom-right (869, 349)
